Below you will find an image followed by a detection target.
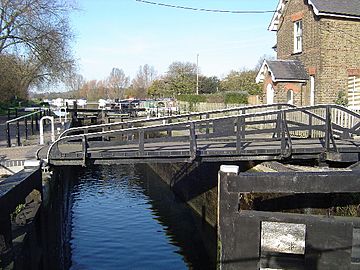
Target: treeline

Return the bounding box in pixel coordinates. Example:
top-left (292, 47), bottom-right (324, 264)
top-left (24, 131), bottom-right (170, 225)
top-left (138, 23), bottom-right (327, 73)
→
top-left (60, 59), bottom-right (268, 102)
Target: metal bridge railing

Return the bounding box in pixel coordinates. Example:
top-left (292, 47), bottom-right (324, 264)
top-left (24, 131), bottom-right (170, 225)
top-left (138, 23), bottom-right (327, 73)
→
top-left (45, 104), bottom-right (360, 165)
top-left (58, 103), bottom-right (296, 139)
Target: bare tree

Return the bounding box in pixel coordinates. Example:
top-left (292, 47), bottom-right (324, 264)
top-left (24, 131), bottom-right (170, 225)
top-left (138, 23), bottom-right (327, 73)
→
top-left (66, 73), bottom-right (85, 98)
top-left (107, 68), bottom-right (130, 100)
top-left (0, 0), bottom-right (76, 94)
top-left (131, 64), bottom-right (157, 98)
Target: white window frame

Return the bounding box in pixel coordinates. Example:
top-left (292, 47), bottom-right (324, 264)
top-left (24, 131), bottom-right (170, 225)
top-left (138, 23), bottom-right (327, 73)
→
top-left (348, 75), bottom-right (360, 109)
top-left (294, 20), bottom-right (303, 53)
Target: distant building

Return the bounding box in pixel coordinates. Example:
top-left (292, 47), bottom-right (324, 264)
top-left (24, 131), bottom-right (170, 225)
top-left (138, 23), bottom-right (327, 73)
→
top-left (256, 0), bottom-right (360, 107)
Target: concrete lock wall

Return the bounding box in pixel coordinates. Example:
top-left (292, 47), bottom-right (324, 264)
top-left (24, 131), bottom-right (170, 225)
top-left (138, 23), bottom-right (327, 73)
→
top-left (146, 161), bottom-right (254, 228)
top-left (218, 167), bottom-right (360, 270)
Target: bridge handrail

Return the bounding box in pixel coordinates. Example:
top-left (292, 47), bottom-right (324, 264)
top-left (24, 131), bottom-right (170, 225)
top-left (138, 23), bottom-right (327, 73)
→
top-left (58, 103), bottom-right (296, 138)
top-left (5, 109), bottom-right (46, 124)
top-left (46, 104), bottom-right (360, 163)
top-left (47, 104), bottom-right (350, 161)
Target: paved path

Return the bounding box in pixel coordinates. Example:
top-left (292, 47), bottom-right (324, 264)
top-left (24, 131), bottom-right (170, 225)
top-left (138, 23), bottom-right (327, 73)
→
top-left (0, 115), bottom-right (65, 177)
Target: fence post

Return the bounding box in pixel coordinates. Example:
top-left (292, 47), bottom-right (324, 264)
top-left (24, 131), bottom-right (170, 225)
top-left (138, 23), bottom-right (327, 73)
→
top-left (325, 106), bottom-right (331, 151)
top-left (236, 117), bottom-right (242, 154)
top-left (139, 129), bottom-right (145, 155)
top-left (31, 115), bottom-right (34, 135)
top-left (189, 122), bottom-right (197, 159)
top-left (280, 111), bottom-right (286, 155)
top-left (16, 120), bottom-right (20, 146)
top-left (308, 114), bottom-right (313, 138)
top-left (275, 111), bottom-right (282, 138)
top-left (206, 113), bottom-right (210, 134)
top-left (6, 123), bottom-right (11, 147)
top-left (35, 113), bottom-right (39, 131)
top-left (25, 118), bottom-right (28, 140)
top-left (167, 119), bottom-right (172, 137)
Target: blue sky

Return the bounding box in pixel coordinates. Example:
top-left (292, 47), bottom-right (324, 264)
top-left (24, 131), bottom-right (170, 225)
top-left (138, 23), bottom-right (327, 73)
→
top-left (70, 0), bottom-right (279, 82)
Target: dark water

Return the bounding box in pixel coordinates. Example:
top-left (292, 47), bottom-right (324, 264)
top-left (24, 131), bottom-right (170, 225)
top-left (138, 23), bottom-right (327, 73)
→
top-left (69, 164), bottom-right (216, 270)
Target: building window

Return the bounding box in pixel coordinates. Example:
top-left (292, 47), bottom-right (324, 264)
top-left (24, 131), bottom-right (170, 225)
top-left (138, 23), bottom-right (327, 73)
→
top-left (348, 76), bottom-right (360, 108)
top-left (294, 20), bottom-right (303, 53)
top-left (287, 90), bottom-right (294, 105)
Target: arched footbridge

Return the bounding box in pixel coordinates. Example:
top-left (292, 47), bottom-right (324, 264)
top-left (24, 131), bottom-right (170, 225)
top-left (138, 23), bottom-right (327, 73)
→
top-left (38, 104), bottom-right (360, 166)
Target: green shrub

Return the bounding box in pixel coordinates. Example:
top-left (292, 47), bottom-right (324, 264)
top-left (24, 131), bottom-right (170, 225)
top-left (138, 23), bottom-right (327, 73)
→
top-left (224, 92), bottom-right (249, 104)
top-left (177, 94), bottom-right (206, 103)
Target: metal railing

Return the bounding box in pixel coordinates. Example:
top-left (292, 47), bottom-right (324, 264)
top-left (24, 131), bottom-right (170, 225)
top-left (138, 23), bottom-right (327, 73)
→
top-left (45, 104), bottom-right (358, 165)
top-left (59, 103), bottom-right (296, 138)
top-left (5, 109), bottom-right (50, 147)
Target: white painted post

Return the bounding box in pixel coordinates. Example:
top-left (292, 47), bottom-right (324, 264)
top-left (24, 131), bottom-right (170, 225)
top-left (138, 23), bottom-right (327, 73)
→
top-left (59, 107), bottom-right (67, 125)
top-left (40, 116), bottom-right (55, 145)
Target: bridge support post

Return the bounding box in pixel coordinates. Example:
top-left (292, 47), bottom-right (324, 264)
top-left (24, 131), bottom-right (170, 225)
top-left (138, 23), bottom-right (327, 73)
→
top-left (139, 129), bottom-right (145, 155)
top-left (189, 122), bottom-right (197, 160)
top-left (325, 106), bottom-right (331, 151)
top-left (236, 117), bottom-right (243, 153)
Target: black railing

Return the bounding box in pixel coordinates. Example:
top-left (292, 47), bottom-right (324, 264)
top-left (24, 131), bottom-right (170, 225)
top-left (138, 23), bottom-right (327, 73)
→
top-left (45, 104), bottom-right (358, 165)
top-left (6, 109), bottom-right (51, 147)
top-left (59, 103), bottom-right (296, 138)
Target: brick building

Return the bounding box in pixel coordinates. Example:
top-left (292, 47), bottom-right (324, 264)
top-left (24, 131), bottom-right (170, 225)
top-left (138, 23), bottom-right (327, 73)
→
top-left (256, 0), bottom-right (360, 107)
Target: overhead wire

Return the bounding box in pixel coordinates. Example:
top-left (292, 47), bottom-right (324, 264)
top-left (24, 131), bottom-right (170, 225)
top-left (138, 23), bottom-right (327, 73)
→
top-left (135, 0), bottom-right (276, 14)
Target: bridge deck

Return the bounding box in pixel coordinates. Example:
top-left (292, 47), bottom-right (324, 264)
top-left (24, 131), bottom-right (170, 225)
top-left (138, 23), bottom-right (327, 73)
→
top-left (42, 138), bottom-right (360, 165)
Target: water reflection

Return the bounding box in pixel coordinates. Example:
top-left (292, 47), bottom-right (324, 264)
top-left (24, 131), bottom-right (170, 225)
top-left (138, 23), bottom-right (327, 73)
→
top-left (69, 164), bottom-right (216, 270)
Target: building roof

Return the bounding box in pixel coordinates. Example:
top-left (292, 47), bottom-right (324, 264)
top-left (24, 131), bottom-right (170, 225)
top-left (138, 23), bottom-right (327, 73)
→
top-left (269, 0), bottom-right (360, 31)
top-left (256, 60), bottom-right (309, 83)
top-left (309, 0), bottom-right (360, 18)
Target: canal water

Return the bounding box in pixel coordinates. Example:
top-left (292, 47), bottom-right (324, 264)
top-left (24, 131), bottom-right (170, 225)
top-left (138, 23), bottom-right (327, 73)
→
top-left (68, 164), bottom-right (216, 270)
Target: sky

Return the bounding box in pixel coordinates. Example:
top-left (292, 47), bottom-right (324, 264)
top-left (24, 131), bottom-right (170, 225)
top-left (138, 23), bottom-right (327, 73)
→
top-left (70, 0), bottom-right (279, 82)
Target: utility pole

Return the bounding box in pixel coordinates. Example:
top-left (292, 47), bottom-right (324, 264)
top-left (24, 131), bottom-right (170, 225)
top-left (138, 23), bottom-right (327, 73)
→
top-left (196, 53), bottom-right (199, 95)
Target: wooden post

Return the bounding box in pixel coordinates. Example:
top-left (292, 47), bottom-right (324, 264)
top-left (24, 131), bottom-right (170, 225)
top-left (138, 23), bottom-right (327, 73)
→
top-left (189, 122), bottom-right (197, 159)
top-left (206, 113), bottom-right (210, 134)
top-left (25, 118), bottom-right (28, 140)
top-left (308, 114), bottom-right (313, 138)
top-left (16, 120), bottom-right (20, 146)
top-left (236, 117), bottom-right (242, 154)
top-left (139, 129), bottom-right (145, 155)
top-left (7, 108), bottom-right (10, 120)
top-left (6, 123), bottom-right (11, 147)
top-left (275, 111), bottom-right (282, 139)
top-left (35, 113), bottom-right (39, 131)
top-left (72, 101), bottom-right (78, 124)
top-left (325, 106), bottom-right (331, 151)
top-left (280, 111), bottom-right (286, 155)
top-left (167, 119), bottom-right (172, 137)
top-left (31, 115), bottom-right (34, 135)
